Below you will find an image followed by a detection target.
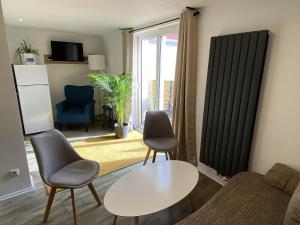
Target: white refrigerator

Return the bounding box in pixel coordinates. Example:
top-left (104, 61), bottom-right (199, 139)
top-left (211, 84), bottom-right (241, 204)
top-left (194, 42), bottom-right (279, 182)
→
top-left (13, 65), bottom-right (54, 134)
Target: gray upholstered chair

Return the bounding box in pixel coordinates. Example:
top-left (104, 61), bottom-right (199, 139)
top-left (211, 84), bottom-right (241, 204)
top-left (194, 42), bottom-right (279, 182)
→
top-left (30, 129), bottom-right (101, 225)
top-left (143, 111), bottom-right (178, 165)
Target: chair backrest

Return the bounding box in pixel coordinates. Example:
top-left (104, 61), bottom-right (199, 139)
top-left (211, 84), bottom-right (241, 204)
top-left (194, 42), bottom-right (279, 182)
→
top-left (143, 111), bottom-right (175, 140)
top-left (30, 129), bottom-right (82, 185)
top-left (65, 85), bottom-right (94, 107)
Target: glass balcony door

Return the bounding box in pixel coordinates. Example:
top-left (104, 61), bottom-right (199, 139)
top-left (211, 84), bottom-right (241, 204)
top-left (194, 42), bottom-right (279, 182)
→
top-left (134, 24), bottom-right (179, 129)
top-left (159, 33), bottom-right (178, 121)
top-left (140, 36), bottom-right (158, 125)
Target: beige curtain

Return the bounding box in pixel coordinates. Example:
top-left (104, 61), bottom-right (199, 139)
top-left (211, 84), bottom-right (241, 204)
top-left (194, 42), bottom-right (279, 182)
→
top-left (122, 29), bottom-right (133, 74)
top-left (122, 29), bottom-right (133, 125)
top-left (172, 9), bottom-right (199, 166)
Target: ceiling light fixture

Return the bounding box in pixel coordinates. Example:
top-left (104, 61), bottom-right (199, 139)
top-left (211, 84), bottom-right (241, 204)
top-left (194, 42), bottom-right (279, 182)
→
top-left (18, 18), bottom-right (24, 22)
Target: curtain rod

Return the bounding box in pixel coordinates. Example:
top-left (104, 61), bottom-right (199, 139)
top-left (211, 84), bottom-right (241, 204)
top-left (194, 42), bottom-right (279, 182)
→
top-left (129, 17), bottom-right (180, 33)
top-left (129, 7), bottom-right (199, 33)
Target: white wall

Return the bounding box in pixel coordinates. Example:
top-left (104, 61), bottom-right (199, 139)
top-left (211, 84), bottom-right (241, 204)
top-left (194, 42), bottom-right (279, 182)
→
top-left (5, 25), bottom-right (104, 117)
top-left (97, 30), bottom-right (123, 109)
top-left (0, 2), bottom-right (31, 199)
top-left (197, 0), bottom-right (300, 182)
top-left (102, 30), bottom-right (123, 74)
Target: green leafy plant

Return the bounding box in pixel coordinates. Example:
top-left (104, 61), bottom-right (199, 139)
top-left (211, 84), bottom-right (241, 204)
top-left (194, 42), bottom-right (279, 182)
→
top-left (15, 40), bottom-right (39, 60)
top-left (88, 72), bottom-right (132, 127)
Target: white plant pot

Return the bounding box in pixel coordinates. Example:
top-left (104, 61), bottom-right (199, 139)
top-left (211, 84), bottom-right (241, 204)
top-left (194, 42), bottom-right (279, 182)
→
top-left (114, 123), bottom-right (129, 139)
top-left (21, 53), bottom-right (37, 65)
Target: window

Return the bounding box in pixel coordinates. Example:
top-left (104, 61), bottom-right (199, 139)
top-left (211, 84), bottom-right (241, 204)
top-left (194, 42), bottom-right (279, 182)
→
top-left (133, 24), bottom-right (179, 129)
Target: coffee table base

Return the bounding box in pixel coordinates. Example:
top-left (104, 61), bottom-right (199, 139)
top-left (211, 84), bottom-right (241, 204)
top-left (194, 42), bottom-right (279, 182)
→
top-left (112, 216), bottom-right (139, 225)
top-left (189, 193), bottom-right (195, 212)
top-left (134, 217), bottom-right (139, 225)
top-left (111, 195), bottom-right (194, 225)
top-left (105, 161), bottom-right (199, 225)
top-left (112, 215), bottom-right (118, 225)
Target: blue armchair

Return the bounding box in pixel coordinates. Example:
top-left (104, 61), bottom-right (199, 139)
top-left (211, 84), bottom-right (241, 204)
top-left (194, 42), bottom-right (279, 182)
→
top-left (56, 85), bottom-right (95, 131)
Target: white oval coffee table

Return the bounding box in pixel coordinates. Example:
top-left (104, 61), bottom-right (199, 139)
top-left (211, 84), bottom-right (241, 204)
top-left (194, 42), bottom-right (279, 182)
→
top-left (104, 160), bottom-right (199, 225)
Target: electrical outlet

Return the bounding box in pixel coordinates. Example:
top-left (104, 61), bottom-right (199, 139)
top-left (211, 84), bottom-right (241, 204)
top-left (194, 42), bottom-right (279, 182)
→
top-left (9, 169), bottom-right (20, 177)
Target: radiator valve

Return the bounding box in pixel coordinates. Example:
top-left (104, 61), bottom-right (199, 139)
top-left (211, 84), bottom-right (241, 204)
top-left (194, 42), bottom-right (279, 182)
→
top-left (9, 168), bottom-right (20, 177)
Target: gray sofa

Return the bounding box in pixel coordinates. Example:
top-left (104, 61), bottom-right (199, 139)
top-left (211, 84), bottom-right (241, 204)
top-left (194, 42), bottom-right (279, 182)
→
top-left (177, 163), bottom-right (300, 225)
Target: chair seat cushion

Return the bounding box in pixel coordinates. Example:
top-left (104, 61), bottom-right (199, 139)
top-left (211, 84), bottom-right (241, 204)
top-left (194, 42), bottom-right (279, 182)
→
top-left (59, 107), bottom-right (89, 124)
top-left (64, 107), bottom-right (85, 114)
top-left (144, 138), bottom-right (178, 151)
top-left (48, 160), bottom-right (99, 188)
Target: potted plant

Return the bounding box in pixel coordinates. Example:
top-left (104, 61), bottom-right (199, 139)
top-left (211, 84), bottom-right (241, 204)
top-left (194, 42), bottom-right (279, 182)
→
top-left (88, 72), bottom-right (132, 138)
top-left (15, 40), bottom-right (39, 65)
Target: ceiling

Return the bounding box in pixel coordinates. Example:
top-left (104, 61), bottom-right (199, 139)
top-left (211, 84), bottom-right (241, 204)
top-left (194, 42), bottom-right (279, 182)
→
top-left (2, 0), bottom-right (208, 36)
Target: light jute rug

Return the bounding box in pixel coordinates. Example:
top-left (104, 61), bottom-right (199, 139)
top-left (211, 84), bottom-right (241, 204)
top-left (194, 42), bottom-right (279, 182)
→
top-left (45, 131), bottom-right (150, 194)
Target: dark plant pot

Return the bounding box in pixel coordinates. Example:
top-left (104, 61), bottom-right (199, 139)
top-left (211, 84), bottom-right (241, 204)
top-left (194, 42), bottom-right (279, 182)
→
top-left (114, 123), bottom-right (129, 139)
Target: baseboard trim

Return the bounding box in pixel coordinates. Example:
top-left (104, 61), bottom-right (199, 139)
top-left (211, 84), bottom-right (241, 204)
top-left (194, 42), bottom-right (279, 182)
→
top-left (0, 175), bottom-right (35, 202)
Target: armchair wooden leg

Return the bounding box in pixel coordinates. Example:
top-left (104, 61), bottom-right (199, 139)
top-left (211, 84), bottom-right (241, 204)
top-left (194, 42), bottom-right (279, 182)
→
top-left (70, 189), bottom-right (77, 225)
top-left (43, 187), bottom-right (56, 222)
top-left (152, 151), bottom-right (157, 163)
top-left (143, 149), bottom-right (151, 166)
top-left (85, 123), bottom-right (89, 132)
top-left (58, 124), bottom-right (63, 131)
top-left (88, 183), bottom-right (102, 206)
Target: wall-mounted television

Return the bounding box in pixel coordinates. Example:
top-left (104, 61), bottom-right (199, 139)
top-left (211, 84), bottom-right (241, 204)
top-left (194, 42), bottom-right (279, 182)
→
top-left (51, 41), bottom-right (84, 61)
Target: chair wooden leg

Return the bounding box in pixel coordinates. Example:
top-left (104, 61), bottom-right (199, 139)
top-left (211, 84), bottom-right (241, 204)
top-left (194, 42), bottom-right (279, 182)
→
top-left (88, 183), bottom-right (102, 206)
top-left (165, 152), bottom-right (169, 160)
top-left (70, 189), bottom-right (77, 225)
top-left (112, 215), bottom-right (118, 225)
top-left (143, 149), bottom-right (151, 166)
top-left (168, 152), bottom-right (172, 160)
top-left (173, 148), bottom-right (177, 160)
top-left (152, 151), bottom-right (157, 163)
top-left (43, 187), bottom-right (56, 222)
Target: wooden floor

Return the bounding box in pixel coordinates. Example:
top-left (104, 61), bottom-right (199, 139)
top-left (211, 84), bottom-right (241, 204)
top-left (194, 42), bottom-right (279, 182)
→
top-left (1, 125), bottom-right (222, 225)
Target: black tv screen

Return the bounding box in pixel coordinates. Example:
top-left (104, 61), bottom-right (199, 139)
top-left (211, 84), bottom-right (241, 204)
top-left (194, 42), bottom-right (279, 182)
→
top-left (51, 41), bottom-right (84, 61)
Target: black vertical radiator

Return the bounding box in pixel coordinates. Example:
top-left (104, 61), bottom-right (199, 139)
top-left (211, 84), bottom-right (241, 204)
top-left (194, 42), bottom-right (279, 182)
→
top-left (199, 30), bottom-right (269, 177)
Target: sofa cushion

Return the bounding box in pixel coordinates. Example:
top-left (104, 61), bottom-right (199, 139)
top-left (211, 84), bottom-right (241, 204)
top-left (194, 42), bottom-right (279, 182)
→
top-left (264, 163), bottom-right (300, 195)
top-left (176, 172), bottom-right (291, 225)
top-left (283, 184), bottom-right (300, 225)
